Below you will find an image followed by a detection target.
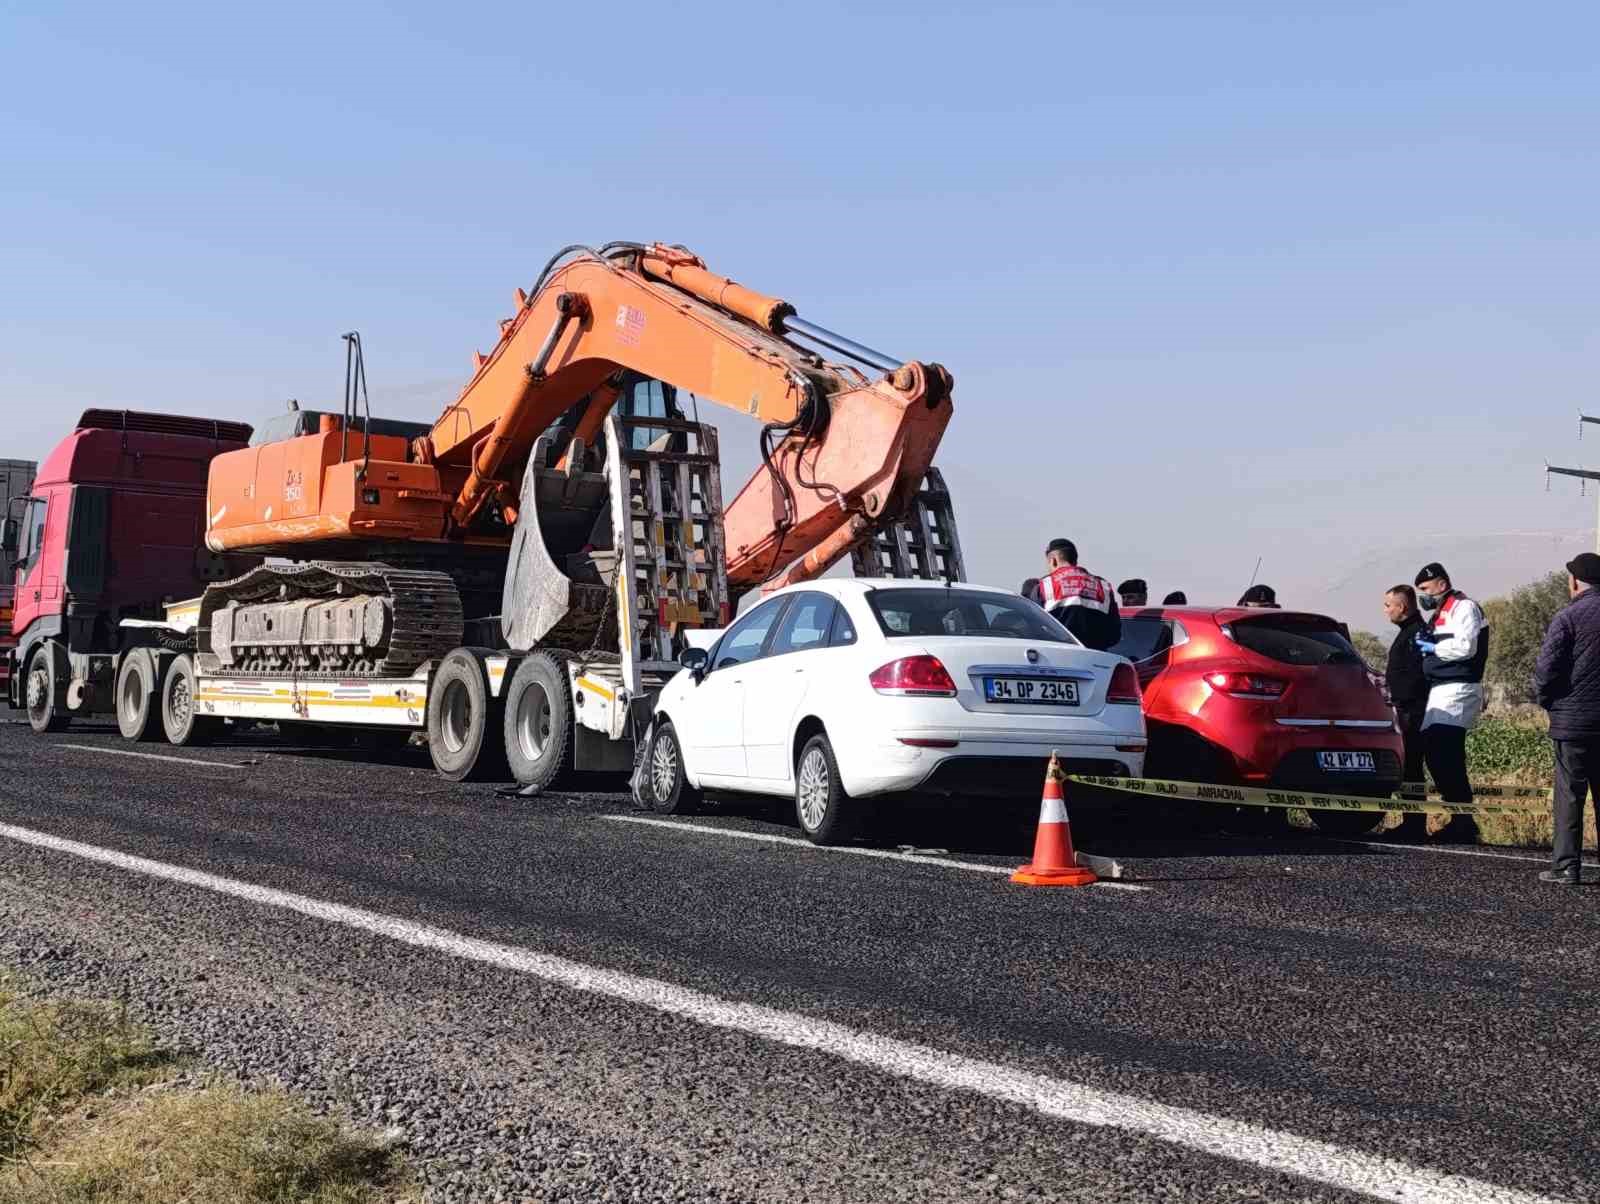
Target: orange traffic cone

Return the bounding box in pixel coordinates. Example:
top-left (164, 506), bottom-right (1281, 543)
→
top-left (1012, 753), bottom-right (1098, 887)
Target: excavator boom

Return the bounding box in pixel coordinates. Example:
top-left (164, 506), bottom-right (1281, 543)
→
top-left (204, 243), bottom-right (953, 593)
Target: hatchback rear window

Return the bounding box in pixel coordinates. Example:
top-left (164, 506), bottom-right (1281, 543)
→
top-left (1225, 616), bottom-right (1363, 666)
top-left (866, 589), bottom-right (1073, 642)
top-left (1109, 617), bottom-right (1176, 663)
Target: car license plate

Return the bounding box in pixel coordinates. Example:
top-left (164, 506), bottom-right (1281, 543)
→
top-left (1317, 750), bottom-right (1376, 773)
top-left (984, 676), bottom-right (1078, 706)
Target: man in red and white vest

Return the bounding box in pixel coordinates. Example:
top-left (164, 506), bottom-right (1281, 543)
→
top-left (1032, 538), bottom-right (1122, 651)
top-left (1413, 562), bottom-right (1489, 836)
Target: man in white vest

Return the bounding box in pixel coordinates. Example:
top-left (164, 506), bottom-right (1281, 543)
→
top-left (1414, 561), bottom-right (1488, 840)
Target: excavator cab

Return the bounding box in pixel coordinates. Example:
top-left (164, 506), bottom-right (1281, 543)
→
top-left (248, 408), bottom-right (433, 449)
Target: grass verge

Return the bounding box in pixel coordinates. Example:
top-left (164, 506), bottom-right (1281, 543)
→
top-left (1, 978), bottom-right (417, 1203)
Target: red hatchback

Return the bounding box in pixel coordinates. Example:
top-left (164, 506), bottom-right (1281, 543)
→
top-left (1107, 606), bottom-right (1403, 835)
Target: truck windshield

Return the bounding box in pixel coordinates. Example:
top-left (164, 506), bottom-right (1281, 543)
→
top-left (866, 588), bottom-right (1072, 642)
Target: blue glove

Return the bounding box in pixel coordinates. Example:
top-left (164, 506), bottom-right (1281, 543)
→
top-left (1414, 634), bottom-right (1438, 654)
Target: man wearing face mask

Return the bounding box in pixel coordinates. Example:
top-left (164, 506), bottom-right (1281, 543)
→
top-left (1413, 562), bottom-right (1489, 836)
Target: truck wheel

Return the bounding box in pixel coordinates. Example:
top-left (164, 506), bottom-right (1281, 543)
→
top-left (115, 649), bottom-right (166, 742)
top-left (161, 654), bottom-right (217, 746)
top-left (795, 732), bottom-right (855, 846)
top-left (25, 646), bottom-right (69, 734)
top-left (644, 720), bottom-right (701, 815)
top-left (427, 648), bottom-right (505, 782)
top-left (502, 653), bottom-right (573, 792)
top-left (1310, 808), bottom-right (1385, 838)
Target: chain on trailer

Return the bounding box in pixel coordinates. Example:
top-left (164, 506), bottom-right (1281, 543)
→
top-left (850, 468), bottom-right (966, 582)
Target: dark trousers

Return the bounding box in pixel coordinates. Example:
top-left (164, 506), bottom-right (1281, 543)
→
top-left (1552, 737), bottom-right (1600, 874)
top-left (1398, 706), bottom-right (1427, 795)
top-left (1394, 707), bottom-right (1429, 835)
top-left (1423, 723), bottom-right (1472, 804)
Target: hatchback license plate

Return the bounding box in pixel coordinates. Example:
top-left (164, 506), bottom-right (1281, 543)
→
top-left (984, 676), bottom-right (1079, 706)
top-left (1317, 750), bottom-right (1376, 773)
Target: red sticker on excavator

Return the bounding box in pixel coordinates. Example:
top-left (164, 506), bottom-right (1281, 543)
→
top-left (615, 304), bottom-right (646, 347)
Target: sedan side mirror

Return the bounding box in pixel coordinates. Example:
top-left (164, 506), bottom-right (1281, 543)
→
top-left (678, 646), bottom-right (708, 680)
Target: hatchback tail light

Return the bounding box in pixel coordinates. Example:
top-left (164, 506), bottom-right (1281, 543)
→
top-left (870, 655), bottom-right (958, 697)
top-left (1205, 671), bottom-right (1287, 700)
top-left (1107, 662), bottom-right (1141, 704)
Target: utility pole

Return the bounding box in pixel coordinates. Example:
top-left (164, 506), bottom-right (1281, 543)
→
top-left (1545, 413), bottom-right (1600, 554)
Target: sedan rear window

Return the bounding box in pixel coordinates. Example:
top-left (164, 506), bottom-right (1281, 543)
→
top-left (1225, 616), bottom-right (1363, 667)
top-left (866, 589), bottom-right (1073, 643)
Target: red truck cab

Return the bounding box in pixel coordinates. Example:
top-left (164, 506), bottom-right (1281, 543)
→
top-left (0, 458), bottom-right (38, 692)
top-left (3, 410), bottom-right (253, 731)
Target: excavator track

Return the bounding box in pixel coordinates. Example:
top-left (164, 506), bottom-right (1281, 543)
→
top-left (196, 560), bottom-right (463, 679)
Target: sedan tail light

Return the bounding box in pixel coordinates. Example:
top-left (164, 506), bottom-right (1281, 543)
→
top-left (1205, 671), bottom-right (1288, 700)
top-left (870, 655), bottom-right (958, 697)
top-left (1107, 662), bottom-right (1141, 704)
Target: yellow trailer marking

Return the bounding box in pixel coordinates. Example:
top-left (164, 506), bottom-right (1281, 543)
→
top-left (575, 677), bottom-right (615, 701)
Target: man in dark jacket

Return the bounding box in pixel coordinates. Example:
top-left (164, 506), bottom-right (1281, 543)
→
top-left (1383, 584), bottom-right (1430, 834)
top-left (1532, 552), bottom-right (1600, 885)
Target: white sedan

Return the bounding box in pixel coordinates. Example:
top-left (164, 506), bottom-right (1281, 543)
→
top-left (642, 579), bottom-right (1147, 843)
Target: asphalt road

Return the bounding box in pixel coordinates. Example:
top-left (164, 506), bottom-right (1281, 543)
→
top-left (2, 719), bottom-right (1596, 1203)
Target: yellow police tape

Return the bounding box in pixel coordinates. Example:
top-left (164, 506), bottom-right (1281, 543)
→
top-left (1398, 782), bottom-right (1551, 801)
top-left (1067, 774), bottom-right (1546, 817)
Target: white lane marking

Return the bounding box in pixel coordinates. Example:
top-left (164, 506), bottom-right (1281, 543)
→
top-left (56, 744), bottom-right (243, 771)
top-left (605, 814), bottom-right (1150, 892)
top-left (1333, 838), bottom-right (1557, 866)
top-left (0, 821), bottom-right (1562, 1204)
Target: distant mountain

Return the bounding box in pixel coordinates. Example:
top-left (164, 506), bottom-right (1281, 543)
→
top-left (1289, 527), bottom-right (1588, 640)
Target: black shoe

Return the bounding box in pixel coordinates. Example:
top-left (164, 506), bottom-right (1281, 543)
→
top-left (1432, 816), bottom-right (1481, 844)
top-left (1539, 869), bottom-right (1580, 885)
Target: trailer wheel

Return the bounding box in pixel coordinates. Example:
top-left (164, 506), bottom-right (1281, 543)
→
top-left (502, 653), bottom-right (573, 792)
top-left (161, 654), bottom-right (217, 746)
top-left (25, 645), bottom-right (69, 734)
top-left (115, 649), bottom-right (166, 742)
top-left (427, 648), bottom-right (506, 782)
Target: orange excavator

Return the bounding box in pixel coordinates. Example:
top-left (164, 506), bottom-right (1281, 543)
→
top-left (196, 242), bottom-right (953, 680)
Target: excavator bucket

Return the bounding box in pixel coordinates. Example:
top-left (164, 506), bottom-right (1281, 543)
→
top-left (500, 428), bottom-right (619, 653)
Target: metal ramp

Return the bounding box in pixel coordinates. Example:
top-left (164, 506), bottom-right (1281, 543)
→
top-left (610, 415), bottom-right (732, 678)
top-left (851, 467), bottom-right (966, 583)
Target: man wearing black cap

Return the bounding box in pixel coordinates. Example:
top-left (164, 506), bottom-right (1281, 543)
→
top-left (1413, 563), bottom-right (1489, 831)
top-left (1118, 579), bottom-right (1148, 608)
top-left (1036, 538), bottom-right (1121, 650)
top-left (1532, 552), bottom-right (1600, 884)
top-left (1238, 584), bottom-right (1280, 608)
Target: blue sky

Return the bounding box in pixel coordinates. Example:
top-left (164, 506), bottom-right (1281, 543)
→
top-left (3, 2), bottom-right (1598, 621)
